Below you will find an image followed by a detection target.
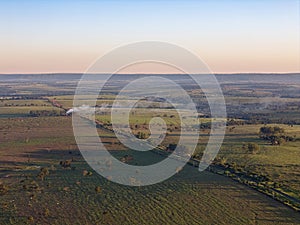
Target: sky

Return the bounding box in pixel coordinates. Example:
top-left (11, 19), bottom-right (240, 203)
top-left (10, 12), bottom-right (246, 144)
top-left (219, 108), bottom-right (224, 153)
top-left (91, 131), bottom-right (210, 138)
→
top-left (0, 0), bottom-right (299, 74)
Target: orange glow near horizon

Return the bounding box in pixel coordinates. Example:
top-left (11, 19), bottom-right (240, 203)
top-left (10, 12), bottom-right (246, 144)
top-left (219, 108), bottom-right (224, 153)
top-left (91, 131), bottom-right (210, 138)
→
top-left (0, 45), bottom-right (299, 74)
top-left (0, 1), bottom-right (299, 74)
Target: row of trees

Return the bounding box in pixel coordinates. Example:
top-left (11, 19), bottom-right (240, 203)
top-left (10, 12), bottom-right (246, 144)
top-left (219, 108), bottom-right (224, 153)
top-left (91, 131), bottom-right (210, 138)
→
top-left (29, 110), bottom-right (64, 117)
top-left (259, 126), bottom-right (296, 145)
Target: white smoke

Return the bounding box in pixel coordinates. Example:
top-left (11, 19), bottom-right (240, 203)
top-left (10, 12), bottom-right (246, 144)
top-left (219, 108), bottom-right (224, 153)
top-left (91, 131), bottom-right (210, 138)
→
top-left (66, 104), bottom-right (109, 115)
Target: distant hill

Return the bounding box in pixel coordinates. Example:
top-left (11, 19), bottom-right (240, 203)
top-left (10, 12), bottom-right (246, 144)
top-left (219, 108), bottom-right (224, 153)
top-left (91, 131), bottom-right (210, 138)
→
top-left (0, 73), bottom-right (299, 84)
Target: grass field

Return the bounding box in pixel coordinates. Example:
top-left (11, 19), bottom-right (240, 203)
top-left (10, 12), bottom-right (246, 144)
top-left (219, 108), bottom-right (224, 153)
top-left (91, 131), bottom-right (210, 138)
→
top-left (1, 117), bottom-right (300, 224)
top-left (3, 158), bottom-right (300, 225)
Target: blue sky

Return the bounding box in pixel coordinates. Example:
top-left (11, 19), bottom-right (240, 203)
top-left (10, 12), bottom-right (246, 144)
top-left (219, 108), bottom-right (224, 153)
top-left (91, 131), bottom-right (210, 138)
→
top-left (0, 0), bottom-right (299, 73)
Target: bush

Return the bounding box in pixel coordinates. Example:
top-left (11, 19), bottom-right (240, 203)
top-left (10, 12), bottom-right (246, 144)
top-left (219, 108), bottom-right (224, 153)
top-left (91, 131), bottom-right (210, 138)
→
top-left (27, 216), bottom-right (34, 223)
top-left (60, 160), bottom-right (72, 168)
top-left (95, 186), bottom-right (102, 193)
top-left (83, 170), bottom-right (93, 176)
top-left (44, 208), bottom-right (50, 217)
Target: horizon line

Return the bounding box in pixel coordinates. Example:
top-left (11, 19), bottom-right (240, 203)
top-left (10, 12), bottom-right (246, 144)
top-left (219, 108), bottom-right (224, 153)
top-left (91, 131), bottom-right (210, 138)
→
top-left (1, 72), bottom-right (300, 75)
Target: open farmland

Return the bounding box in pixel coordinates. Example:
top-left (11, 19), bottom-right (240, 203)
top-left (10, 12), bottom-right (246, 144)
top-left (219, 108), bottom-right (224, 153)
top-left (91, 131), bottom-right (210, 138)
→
top-left (1, 74), bottom-right (300, 224)
top-left (0, 99), bottom-right (65, 118)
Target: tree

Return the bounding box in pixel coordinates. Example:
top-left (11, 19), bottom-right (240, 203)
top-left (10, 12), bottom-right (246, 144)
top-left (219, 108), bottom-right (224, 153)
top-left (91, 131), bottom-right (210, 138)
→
top-left (38, 167), bottom-right (49, 181)
top-left (167, 143), bottom-right (177, 151)
top-left (220, 157), bottom-right (227, 166)
top-left (136, 132), bottom-right (147, 139)
top-left (259, 126), bottom-right (296, 145)
top-left (259, 126), bottom-right (284, 139)
top-left (0, 183), bottom-right (9, 195)
top-left (247, 143), bottom-right (260, 154)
